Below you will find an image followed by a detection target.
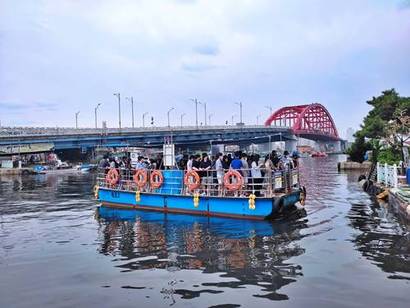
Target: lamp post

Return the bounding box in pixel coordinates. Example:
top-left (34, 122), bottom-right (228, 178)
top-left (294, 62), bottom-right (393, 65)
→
top-left (190, 98), bottom-right (199, 129)
top-left (256, 114), bottom-right (261, 125)
top-left (265, 105), bottom-right (273, 115)
top-left (113, 93), bottom-right (121, 131)
top-left (180, 113), bottom-right (186, 128)
top-left (94, 103), bottom-right (101, 129)
top-left (231, 114), bottom-right (236, 126)
top-left (235, 102), bottom-right (243, 125)
top-left (208, 113), bottom-right (213, 126)
top-left (75, 111), bottom-right (80, 129)
top-left (199, 101), bottom-right (207, 126)
top-left (142, 112), bottom-right (148, 128)
top-left (126, 96), bottom-right (135, 128)
top-left (167, 107), bottom-right (175, 127)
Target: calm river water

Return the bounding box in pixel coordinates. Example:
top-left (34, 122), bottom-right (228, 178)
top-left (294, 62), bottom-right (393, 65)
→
top-left (0, 155), bottom-right (409, 308)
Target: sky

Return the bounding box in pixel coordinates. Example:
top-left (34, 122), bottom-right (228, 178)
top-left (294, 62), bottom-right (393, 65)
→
top-left (1, 0), bottom-right (410, 138)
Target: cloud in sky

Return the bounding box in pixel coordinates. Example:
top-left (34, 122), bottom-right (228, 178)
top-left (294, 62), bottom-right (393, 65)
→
top-left (0, 0), bottom-right (409, 137)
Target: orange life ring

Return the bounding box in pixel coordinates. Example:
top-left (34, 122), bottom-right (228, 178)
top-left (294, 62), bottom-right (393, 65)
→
top-left (150, 170), bottom-right (164, 189)
top-left (184, 170), bottom-right (201, 191)
top-left (133, 169), bottom-right (148, 189)
top-left (224, 170), bottom-right (243, 191)
top-left (106, 168), bottom-right (119, 187)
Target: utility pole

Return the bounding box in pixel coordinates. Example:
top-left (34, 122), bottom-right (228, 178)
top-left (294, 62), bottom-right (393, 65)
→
top-left (180, 113), bottom-right (186, 128)
top-left (126, 96), bottom-right (135, 128)
top-left (235, 102), bottom-right (243, 125)
top-left (142, 112), bottom-right (148, 128)
top-left (113, 92), bottom-right (121, 131)
top-left (94, 103), bottom-right (101, 129)
top-left (190, 98), bottom-right (199, 129)
top-left (75, 111), bottom-right (80, 129)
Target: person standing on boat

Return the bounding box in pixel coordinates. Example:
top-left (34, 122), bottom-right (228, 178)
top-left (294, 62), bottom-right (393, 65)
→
top-left (230, 152), bottom-right (242, 170)
top-left (186, 155), bottom-right (194, 171)
top-left (251, 154), bottom-right (263, 196)
top-left (200, 153), bottom-right (212, 194)
top-left (136, 156), bottom-right (145, 169)
top-left (215, 153), bottom-right (224, 196)
top-left (241, 153), bottom-right (250, 191)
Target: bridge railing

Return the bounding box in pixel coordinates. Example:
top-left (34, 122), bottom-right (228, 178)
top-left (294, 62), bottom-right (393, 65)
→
top-left (0, 125), bottom-right (290, 138)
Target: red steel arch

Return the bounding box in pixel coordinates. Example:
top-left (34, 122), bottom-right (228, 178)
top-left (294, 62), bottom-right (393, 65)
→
top-left (264, 103), bottom-right (339, 140)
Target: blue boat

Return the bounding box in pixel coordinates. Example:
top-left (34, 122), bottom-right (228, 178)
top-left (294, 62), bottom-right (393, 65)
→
top-left (95, 166), bottom-right (306, 221)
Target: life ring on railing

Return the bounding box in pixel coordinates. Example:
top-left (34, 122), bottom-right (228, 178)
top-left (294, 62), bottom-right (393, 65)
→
top-left (105, 168), bottom-right (119, 187)
top-left (184, 170), bottom-right (201, 192)
top-left (150, 170), bottom-right (164, 189)
top-left (133, 169), bottom-right (148, 189)
top-left (224, 170), bottom-right (244, 191)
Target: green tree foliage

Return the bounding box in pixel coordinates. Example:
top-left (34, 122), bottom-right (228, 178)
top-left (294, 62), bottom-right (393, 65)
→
top-left (348, 89), bottom-right (410, 163)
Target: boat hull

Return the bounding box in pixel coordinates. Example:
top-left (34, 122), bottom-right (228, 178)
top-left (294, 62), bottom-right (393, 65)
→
top-left (98, 188), bottom-right (302, 220)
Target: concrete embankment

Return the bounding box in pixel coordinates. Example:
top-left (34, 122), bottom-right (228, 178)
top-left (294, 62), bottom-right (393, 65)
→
top-left (389, 188), bottom-right (410, 220)
top-left (0, 168), bottom-right (36, 176)
top-left (338, 161), bottom-right (372, 171)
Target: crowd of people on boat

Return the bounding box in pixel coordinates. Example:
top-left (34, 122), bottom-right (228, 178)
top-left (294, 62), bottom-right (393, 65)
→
top-left (98, 150), bottom-right (299, 174)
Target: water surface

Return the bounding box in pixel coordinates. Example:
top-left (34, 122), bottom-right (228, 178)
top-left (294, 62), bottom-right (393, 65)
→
top-left (0, 156), bottom-right (409, 307)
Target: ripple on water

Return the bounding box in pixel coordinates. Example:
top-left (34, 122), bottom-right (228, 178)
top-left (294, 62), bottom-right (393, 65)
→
top-left (0, 158), bottom-right (410, 308)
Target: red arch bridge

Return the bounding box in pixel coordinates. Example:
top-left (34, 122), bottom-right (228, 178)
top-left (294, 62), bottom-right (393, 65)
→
top-left (264, 103), bottom-right (340, 141)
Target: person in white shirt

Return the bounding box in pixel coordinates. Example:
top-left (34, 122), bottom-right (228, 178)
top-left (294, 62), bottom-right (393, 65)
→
top-left (250, 154), bottom-right (263, 196)
top-left (186, 155), bottom-right (194, 171)
top-left (215, 153), bottom-right (224, 195)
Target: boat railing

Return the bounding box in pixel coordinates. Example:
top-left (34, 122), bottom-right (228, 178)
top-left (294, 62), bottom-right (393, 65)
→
top-left (96, 167), bottom-right (300, 198)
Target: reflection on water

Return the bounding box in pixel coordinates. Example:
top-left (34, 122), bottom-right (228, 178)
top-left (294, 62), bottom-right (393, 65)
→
top-left (96, 208), bottom-right (307, 301)
top-left (0, 156), bottom-right (410, 308)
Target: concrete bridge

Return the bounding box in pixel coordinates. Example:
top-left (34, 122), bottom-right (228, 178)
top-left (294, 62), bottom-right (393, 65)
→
top-left (0, 125), bottom-right (298, 151)
top-left (0, 103), bottom-right (343, 153)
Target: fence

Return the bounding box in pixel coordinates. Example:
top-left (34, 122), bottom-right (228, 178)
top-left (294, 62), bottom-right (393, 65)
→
top-left (376, 162), bottom-right (398, 188)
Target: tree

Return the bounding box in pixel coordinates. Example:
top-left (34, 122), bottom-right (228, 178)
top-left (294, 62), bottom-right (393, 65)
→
top-left (348, 89), bottom-right (410, 163)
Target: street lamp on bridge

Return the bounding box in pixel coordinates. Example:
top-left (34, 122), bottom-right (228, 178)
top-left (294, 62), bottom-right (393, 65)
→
top-left (199, 101), bottom-right (207, 126)
top-left (180, 113), bottom-right (186, 128)
top-left (265, 105), bottom-right (273, 115)
top-left (113, 92), bottom-right (121, 131)
top-left (208, 113), bottom-right (213, 126)
top-left (75, 111), bottom-right (80, 129)
top-left (190, 98), bottom-right (199, 129)
top-left (256, 114), bottom-right (261, 125)
top-left (125, 96), bottom-right (135, 128)
top-left (235, 102), bottom-right (243, 125)
top-left (167, 107), bottom-right (175, 127)
top-left (94, 103), bottom-right (101, 129)
top-left (231, 114), bottom-right (236, 126)
top-left (142, 112), bottom-right (148, 128)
